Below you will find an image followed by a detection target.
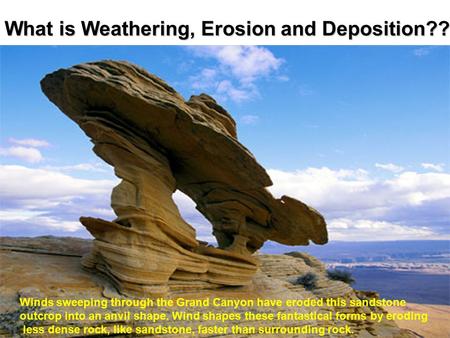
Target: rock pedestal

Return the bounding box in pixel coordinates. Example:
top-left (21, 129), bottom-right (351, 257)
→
top-left (41, 61), bottom-right (328, 296)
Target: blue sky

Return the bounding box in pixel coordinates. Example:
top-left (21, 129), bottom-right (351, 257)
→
top-left (0, 46), bottom-right (449, 244)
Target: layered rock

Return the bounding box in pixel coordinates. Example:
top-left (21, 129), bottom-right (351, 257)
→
top-left (40, 60), bottom-right (327, 296)
top-left (0, 237), bottom-right (420, 338)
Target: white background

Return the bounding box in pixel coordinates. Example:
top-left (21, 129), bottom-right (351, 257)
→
top-left (0, 0), bottom-right (449, 45)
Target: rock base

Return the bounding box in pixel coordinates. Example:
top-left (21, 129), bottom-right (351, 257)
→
top-left (0, 237), bottom-right (419, 338)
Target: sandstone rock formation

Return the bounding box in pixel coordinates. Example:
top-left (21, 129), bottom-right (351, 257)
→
top-left (40, 60), bottom-right (327, 296)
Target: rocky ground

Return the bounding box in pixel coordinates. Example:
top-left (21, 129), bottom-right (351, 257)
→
top-left (386, 303), bottom-right (449, 338)
top-left (0, 236), bottom-right (428, 337)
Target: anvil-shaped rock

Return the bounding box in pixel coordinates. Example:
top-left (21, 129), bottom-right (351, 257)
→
top-left (41, 60), bottom-right (327, 296)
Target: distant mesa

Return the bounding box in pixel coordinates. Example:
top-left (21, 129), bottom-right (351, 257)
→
top-left (40, 60), bottom-right (327, 296)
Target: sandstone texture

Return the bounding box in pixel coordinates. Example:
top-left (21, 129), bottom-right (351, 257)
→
top-left (0, 237), bottom-right (420, 338)
top-left (385, 303), bottom-right (450, 338)
top-left (40, 61), bottom-right (327, 296)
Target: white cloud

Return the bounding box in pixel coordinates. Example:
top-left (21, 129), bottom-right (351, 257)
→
top-left (0, 146), bottom-right (43, 163)
top-left (35, 216), bottom-right (82, 232)
top-left (9, 138), bottom-right (50, 148)
top-left (0, 209), bottom-right (81, 232)
top-left (0, 165), bottom-right (116, 202)
top-left (188, 46), bottom-right (283, 102)
top-left (216, 80), bottom-right (256, 102)
top-left (191, 46), bottom-right (283, 84)
top-left (2, 163), bottom-right (448, 242)
top-left (241, 115), bottom-right (260, 125)
top-left (421, 162), bottom-right (444, 172)
top-left (190, 68), bottom-right (218, 90)
top-left (328, 218), bottom-right (440, 241)
top-left (0, 137), bottom-right (51, 163)
top-left (268, 167), bottom-right (371, 208)
top-left (268, 167), bottom-right (450, 212)
top-left (90, 208), bottom-right (115, 217)
top-left (277, 75), bottom-right (290, 82)
top-left (189, 68), bottom-right (257, 102)
top-left (413, 47), bottom-right (433, 57)
top-left (0, 165), bottom-right (117, 236)
top-left (375, 163), bottom-right (404, 173)
top-left (267, 167), bottom-right (450, 240)
top-left (385, 171), bottom-right (450, 204)
top-left (0, 209), bottom-right (46, 222)
top-left (42, 163), bottom-right (108, 173)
